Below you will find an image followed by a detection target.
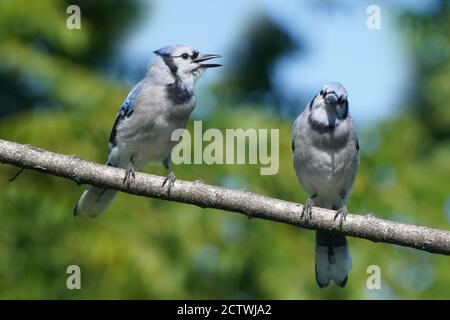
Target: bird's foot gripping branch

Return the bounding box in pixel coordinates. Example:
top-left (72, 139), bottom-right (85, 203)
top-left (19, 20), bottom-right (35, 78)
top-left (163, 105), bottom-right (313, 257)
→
top-left (0, 138), bottom-right (449, 255)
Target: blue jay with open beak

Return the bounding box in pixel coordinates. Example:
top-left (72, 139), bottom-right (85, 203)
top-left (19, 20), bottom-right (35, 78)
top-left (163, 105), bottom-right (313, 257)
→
top-left (292, 82), bottom-right (359, 288)
top-left (74, 45), bottom-right (221, 217)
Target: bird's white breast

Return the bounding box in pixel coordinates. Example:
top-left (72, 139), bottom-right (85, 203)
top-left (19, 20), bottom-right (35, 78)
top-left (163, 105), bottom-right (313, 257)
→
top-left (293, 113), bottom-right (359, 207)
top-left (114, 84), bottom-right (196, 168)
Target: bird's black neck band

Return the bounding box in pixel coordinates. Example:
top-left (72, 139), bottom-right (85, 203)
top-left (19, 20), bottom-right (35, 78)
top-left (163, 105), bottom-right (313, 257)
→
top-left (308, 113), bottom-right (338, 134)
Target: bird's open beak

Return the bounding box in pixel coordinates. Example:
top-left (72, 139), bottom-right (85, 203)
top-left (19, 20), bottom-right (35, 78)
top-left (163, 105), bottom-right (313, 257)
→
top-left (194, 53), bottom-right (222, 68)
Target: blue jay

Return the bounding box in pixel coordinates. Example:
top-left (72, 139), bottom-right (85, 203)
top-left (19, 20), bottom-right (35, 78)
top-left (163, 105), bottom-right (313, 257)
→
top-left (292, 82), bottom-right (359, 288)
top-left (74, 45), bottom-right (221, 217)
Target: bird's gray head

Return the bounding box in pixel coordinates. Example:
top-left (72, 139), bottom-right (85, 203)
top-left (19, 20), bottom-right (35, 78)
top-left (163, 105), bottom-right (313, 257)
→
top-left (311, 82), bottom-right (348, 118)
top-left (307, 82), bottom-right (349, 130)
top-left (320, 82), bottom-right (348, 108)
top-left (151, 45), bottom-right (221, 86)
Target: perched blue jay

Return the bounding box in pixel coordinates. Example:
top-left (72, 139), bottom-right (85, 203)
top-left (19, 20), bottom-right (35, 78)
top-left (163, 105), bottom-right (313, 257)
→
top-left (74, 45), bottom-right (221, 217)
top-left (292, 82), bottom-right (359, 288)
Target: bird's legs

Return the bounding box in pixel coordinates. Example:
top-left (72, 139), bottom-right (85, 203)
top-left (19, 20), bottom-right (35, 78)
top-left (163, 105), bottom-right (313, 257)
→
top-left (301, 193), bottom-right (318, 220)
top-left (123, 156), bottom-right (136, 187)
top-left (334, 192), bottom-right (348, 228)
top-left (162, 157), bottom-right (176, 193)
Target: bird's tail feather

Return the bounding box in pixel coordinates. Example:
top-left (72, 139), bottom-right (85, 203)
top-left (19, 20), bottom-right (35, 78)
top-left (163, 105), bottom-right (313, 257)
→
top-left (73, 187), bottom-right (117, 218)
top-left (315, 231), bottom-right (352, 288)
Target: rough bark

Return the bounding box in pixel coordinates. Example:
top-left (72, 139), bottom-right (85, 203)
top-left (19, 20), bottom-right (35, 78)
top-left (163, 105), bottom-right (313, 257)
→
top-left (0, 138), bottom-right (449, 255)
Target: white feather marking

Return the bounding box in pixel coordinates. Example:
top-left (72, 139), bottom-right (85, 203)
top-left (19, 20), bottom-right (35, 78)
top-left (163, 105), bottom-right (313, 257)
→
top-left (75, 187), bottom-right (117, 218)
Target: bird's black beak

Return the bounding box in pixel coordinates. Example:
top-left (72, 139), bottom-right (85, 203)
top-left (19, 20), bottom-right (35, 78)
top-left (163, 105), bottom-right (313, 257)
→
top-left (194, 53), bottom-right (222, 68)
top-left (325, 92), bottom-right (338, 107)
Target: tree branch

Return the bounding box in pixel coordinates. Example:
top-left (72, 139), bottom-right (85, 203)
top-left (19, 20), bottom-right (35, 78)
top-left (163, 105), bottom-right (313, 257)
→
top-left (0, 138), bottom-right (449, 255)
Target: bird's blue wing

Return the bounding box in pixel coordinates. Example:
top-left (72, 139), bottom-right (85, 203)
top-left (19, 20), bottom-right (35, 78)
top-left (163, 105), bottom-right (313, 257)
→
top-left (108, 82), bottom-right (143, 148)
top-left (118, 82), bottom-right (143, 118)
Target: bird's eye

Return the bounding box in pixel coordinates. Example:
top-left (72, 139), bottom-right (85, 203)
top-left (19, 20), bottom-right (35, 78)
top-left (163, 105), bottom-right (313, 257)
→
top-left (320, 90), bottom-right (324, 96)
top-left (181, 53), bottom-right (189, 60)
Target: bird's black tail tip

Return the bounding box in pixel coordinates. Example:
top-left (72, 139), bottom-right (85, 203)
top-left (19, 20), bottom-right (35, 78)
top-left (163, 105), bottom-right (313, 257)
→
top-left (336, 276), bottom-right (348, 288)
top-left (315, 276), bottom-right (348, 289)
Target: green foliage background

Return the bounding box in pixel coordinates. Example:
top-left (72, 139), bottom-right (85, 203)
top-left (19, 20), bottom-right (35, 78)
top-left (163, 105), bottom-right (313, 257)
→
top-left (0, 0), bottom-right (449, 299)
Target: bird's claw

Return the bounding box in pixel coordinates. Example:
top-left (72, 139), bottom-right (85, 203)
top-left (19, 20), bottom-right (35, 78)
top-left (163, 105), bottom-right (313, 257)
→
top-left (162, 171), bottom-right (176, 193)
top-left (334, 206), bottom-right (348, 228)
top-left (123, 163), bottom-right (136, 186)
top-left (8, 168), bottom-right (25, 182)
top-left (301, 198), bottom-right (314, 220)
